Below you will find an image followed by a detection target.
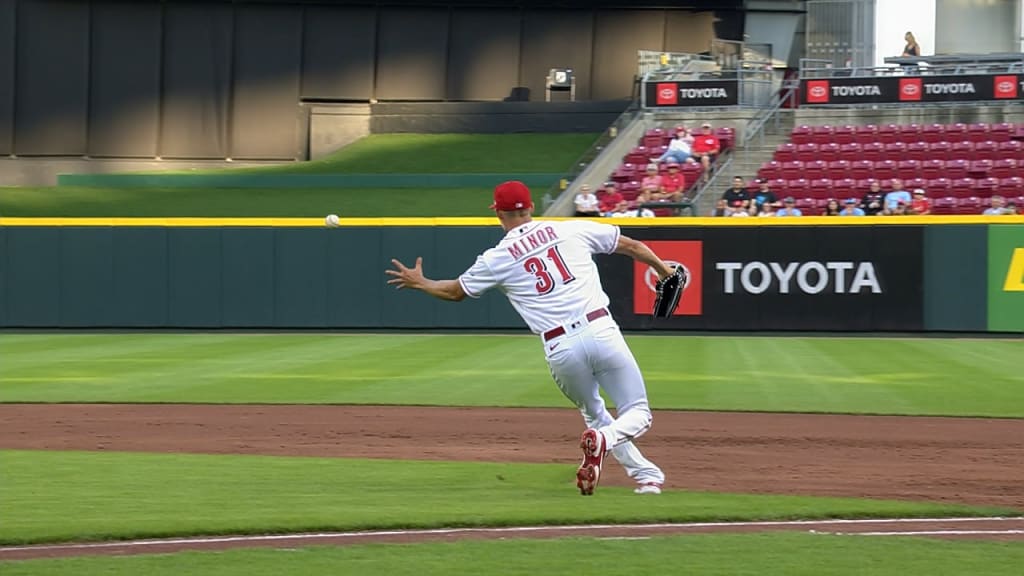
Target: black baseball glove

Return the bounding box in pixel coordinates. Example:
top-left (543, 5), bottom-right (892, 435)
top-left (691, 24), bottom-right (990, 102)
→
top-left (653, 265), bottom-right (687, 318)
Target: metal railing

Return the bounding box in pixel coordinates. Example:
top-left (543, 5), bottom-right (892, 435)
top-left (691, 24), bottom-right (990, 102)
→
top-left (799, 60), bottom-right (1024, 79)
top-left (740, 79), bottom-right (800, 152)
top-left (637, 50), bottom-right (716, 77)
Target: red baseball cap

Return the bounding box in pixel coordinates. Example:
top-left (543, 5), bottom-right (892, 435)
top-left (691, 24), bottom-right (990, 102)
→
top-left (491, 180), bottom-right (533, 211)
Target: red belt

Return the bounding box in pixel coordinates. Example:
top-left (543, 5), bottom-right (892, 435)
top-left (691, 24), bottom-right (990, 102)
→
top-left (542, 308), bottom-right (609, 342)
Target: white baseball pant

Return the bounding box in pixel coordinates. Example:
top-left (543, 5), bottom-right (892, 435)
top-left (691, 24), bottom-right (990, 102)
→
top-left (544, 315), bottom-right (665, 486)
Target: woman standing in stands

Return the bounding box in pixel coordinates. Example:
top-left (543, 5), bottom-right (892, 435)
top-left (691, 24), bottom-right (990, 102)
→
top-left (901, 32), bottom-right (921, 74)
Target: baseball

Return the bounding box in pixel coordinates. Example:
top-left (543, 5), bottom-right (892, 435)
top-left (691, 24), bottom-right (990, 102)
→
top-left (325, 214), bottom-right (341, 228)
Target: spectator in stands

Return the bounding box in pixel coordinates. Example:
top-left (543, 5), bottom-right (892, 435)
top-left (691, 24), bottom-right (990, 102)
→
top-left (1008, 201), bottom-right (1019, 215)
top-left (823, 198), bottom-right (841, 216)
top-left (676, 125), bottom-right (695, 146)
top-left (861, 181), bottom-right (885, 216)
top-left (729, 201), bottom-right (749, 217)
top-left (659, 162), bottom-right (686, 202)
top-left (641, 163), bottom-right (662, 193)
top-left (758, 202), bottom-right (777, 217)
top-left (573, 184), bottom-right (601, 217)
top-left (712, 198), bottom-right (730, 217)
top-left (884, 179), bottom-right (912, 215)
top-left (776, 196), bottom-right (803, 217)
top-left (839, 198), bottom-right (865, 216)
top-left (657, 131), bottom-right (693, 165)
top-left (890, 201), bottom-right (910, 216)
top-left (598, 182), bottom-right (624, 216)
top-left (901, 31), bottom-right (921, 74)
top-left (722, 176), bottom-right (750, 211)
top-left (910, 189), bottom-right (931, 215)
top-left (692, 122), bottom-right (721, 181)
top-left (751, 178), bottom-right (778, 215)
top-left (983, 195), bottom-right (1010, 215)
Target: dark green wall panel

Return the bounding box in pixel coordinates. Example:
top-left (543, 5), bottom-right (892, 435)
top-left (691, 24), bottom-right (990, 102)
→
top-left (222, 228), bottom-right (275, 327)
top-left (6, 228), bottom-right (61, 326)
top-left (328, 227), bottom-right (383, 327)
top-left (380, 227), bottom-right (439, 327)
top-left (433, 227), bottom-right (493, 327)
top-left (274, 229), bottom-right (329, 327)
top-left (924, 226), bottom-right (988, 331)
top-left (0, 227), bottom-right (6, 326)
top-left (59, 228), bottom-right (114, 326)
top-left (168, 228), bottom-right (222, 327)
top-left (111, 228), bottom-right (168, 326)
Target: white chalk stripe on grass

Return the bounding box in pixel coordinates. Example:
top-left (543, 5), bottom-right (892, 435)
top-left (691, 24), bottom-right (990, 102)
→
top-left (1, 517), bottom-right (1021, 554)
top-left (820, 530), bottom-right (1024, 537)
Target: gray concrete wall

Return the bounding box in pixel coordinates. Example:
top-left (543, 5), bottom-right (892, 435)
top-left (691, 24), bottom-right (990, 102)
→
top-left (308, 104), bottom-right (371, 161)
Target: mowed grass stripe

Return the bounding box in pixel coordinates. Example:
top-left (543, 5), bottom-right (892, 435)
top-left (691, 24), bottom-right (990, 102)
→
top-left (1, 334), bottom-right (1022, 417)
top-left (0, 450), bottom-right (1009, 545)
top-left (5, 533), bottom-right (1024, 576)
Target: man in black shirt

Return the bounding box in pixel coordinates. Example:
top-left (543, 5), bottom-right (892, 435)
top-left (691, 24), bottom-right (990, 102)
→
top-left (861, 181), bottom-right (884, 216)
top-left (722, 176), bottom-right (751, 212)
top-left (751, 178), bottom-right (778, 215)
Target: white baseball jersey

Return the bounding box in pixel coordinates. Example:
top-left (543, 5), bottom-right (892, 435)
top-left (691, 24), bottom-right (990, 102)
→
top-left (458, 219), bottom-right (620, 334)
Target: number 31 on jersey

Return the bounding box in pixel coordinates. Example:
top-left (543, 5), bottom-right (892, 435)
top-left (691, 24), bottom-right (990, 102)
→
top-left (524, 246), bottom-right (575, 294)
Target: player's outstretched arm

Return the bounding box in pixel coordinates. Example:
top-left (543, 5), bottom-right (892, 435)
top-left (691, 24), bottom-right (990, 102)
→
top-left (385, 257), bottom-right (467, 302)
top-left (614, 236), bottom-right (675, 280)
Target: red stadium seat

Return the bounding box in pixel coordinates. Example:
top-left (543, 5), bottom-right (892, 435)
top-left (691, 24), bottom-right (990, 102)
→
top-left (945, 122), bottom-right (968, 140)
top-left (921, 123), bottom-right (946, 143)
top-left (951, 140), bottom-right (975, 161)
top-left (758, 160), bottom-right (783, 181)
top-left (809, 178), bottom-right (834, 197)
top-left (833, 125), bottom-right (857, 144)
top-left (905, 141), bottom-right (930, 161)
top-left (897, 159), bottom-right (921, 179)
top-left (966, 122), bottom-right (990, 142)
top-left (832, 177), bottom-right (857, 198)
top-left (861, 142), bottom-right (884, 162)
top-left (951, 177), bottom-right (976, 197)
top-left (898, 123), bottom-right (922, 143)
top-left (856, 178), bottom-right (879, 191)
top-left (989, 122), bottom-right (1013, 143)
top-left (883, 141), bottom-right (907, 159)
top-left (997, 140), bottom-right (1024, 161)
top-left (838, 142), bottom-right (862, 160)
top-left (850, 159), bottom-right (875, 180)
top-left (818, 142), bottom-right (841, 162)
top-left (876, 123), bottom-right (900, 144)
top-left (992, 158), bottom-right (1019, 179)
top-left (827, 160), bottom-right (852, 179)
top-left (774, 142), bottom-right (797, 162)
top-left (927, 178), bottom-right (953, 195)
top-left (929, 141), bottom-right (952, 157)
top-left (804, 160), bottom-right (829, 180)
top-left (973, 177), bottom-right (1000, 197)
top-left (968, 159), bottom-right (993, 177)
top-left (810, 125), bottom-right (835, 144)
top-left (795, 198), bottom-right (818, 213)
top-left (931, 196), bottom-right (957, 214)
top-left (854, 126), bottom-right (878, 145)
top-left (715, 127), bottom-right (735, 150)
top-left (790, 125), bottom-right (813, 145)
top-left (781, 160), bottom-right (805, 180)
top-left (974, 140), bottom-right (999, 161)
top-left (956, 196), bottom-right (983, 214)
top-left (625, 146), bottom-right (649, 165)
top-left (768, 178), bottom-right (789, 194)
top-left (787, 178), bottom-right (811, 196)
top-left (906, 177), bottom-right (928, 191)
top-left (874, 159), bottom-right (898, 181)
top-left (999, 174), bottom-right (1024, 193)
top-left (921, 158), bottom-right (946, 180)
top-left (945, 158), bottom-right (970, 180)
top-left (612, 163), bottom-right (637, 183)
top-left (795, 143), bottom-right (820, 162)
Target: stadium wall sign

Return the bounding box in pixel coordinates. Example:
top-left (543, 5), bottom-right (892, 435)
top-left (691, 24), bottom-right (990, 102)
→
top-left (802, 74), bottom-right (1024, 105)
top-left (644, 80), bottom-right (740, 107)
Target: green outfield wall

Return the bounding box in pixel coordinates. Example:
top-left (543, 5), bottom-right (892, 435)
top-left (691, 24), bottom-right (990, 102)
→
top-left (0, 218), bottom-right (1021, 332)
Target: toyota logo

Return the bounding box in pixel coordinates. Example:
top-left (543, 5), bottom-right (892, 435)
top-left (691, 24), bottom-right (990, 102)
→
top-left (644, 261), bottom-right (691, 293)
top-left (809, 86), bottom-right (826, 98)
top-left (659, 88), bottom-right (675, 99)
top-left (998, 81), bottom-right (1014, 93)
top-left (902, 83), bottom-right (919, 95)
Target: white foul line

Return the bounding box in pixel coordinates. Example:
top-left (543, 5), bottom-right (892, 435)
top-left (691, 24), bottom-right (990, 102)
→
top-left (1, 517), bottom-right (1020, 554)
top-left (822, 529), bottom-right (1024, 537)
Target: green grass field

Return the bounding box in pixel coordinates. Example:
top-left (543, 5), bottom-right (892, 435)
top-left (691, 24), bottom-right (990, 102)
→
top-left (2, 334), bottom-right (1022, 416)
top-left (4, 450), bottom-right (1003, 545)
top-left (0, 134), bottom-right (599, 217)
top-left (5, 534), bottom-right (1024, 576)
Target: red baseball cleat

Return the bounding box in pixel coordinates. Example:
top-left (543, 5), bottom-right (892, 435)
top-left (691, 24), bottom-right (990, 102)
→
top-left (576, 428), bottom-right (607, 495)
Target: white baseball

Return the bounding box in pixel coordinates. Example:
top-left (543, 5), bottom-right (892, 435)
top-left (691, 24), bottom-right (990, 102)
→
top-left (325, 214), bottom-right (340, 227)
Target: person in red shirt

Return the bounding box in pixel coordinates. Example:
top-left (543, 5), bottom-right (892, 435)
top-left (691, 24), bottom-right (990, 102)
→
top-left (598, 182), bottom-right (625, 215)
top-left (658, 162), bottom-right (686, 201)
top-left (691, 122), bottom-right (721, 181)
top-left (910, 188), bottom-right (931, 215)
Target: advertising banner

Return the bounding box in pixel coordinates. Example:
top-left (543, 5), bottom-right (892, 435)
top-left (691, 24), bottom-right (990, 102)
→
top-left (604, 225), bottom-right (925, 331)
top-left (802, 74), bottom-right (1024, 105)
top-left (644, 80), bottom-right (740, 108)
top-left (987, 225), bottom-right (1024, 332)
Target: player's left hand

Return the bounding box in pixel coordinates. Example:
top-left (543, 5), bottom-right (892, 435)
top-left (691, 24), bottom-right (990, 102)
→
top-left (385, 257), bottom-right (425, 290)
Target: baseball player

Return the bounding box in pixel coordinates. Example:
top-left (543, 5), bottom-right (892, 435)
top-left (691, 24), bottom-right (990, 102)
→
top-left (385, 180), bottom-right (677, 495)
